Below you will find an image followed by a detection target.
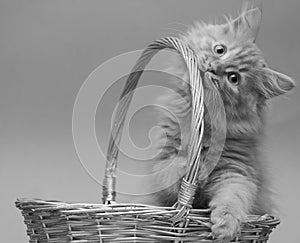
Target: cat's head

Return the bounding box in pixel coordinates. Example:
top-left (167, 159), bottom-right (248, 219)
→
top-left (182, 5), bottom-right (295, 136)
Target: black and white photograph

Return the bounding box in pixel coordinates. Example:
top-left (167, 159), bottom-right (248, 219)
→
top-left (1, 0), bottom-right (299, 242)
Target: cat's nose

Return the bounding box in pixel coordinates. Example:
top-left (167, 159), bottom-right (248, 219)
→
top-left (206, 63), bottom-right (217, 75)
top-left (206, 61), bottom-right (222, 75)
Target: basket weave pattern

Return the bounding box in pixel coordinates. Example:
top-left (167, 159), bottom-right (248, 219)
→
top-left (16, 37), bottom-right (280, 242)
top-left (16, 199), bottom-right (279, 242)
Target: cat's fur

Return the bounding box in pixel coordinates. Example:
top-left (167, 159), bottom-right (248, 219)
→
top-left (151, 5), bottom-right (295, 242)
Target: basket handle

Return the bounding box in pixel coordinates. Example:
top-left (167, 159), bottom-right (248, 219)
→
top-left (102, 37), bottom-right (205, 220)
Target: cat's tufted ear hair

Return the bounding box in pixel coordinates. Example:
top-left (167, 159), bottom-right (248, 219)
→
top-left (263, 68), bottom-right (295, 98)
top-left (230, 5), bottom-right (262, 42)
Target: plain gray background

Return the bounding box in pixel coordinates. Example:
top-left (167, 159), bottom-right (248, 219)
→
top-left (1, 0), bottom-right (299, 242)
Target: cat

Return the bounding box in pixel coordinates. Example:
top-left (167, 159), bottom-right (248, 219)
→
top-left (151, 5), bottom-right (295, 242)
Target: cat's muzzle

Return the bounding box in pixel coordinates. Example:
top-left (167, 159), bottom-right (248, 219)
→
top-left (205, 71), bottom-right (220, 89)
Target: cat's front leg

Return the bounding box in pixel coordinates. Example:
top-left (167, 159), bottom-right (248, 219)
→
top-left (207, 173), bottom-right (257, 242)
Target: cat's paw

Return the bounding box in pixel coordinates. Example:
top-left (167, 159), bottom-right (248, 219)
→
top-left (210, 206), bottom-right (242, 242)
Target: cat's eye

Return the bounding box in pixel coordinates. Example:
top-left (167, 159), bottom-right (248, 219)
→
top-left (227, 72), bottom-right (240, 85)
top-left (213, 44), bottom-right (227, 56)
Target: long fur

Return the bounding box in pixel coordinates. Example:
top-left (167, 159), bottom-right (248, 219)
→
top-left (151, 5), bottom-right (295, 241)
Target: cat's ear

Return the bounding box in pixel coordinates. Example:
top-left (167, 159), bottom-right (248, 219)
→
top-left (231, 6), bottom-right (262, 42)
top-left (263, 68), bottom-right (295, 98)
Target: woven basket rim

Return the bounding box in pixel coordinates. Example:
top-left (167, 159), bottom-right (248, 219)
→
top-left (15, 198), bottom-right (280, 226)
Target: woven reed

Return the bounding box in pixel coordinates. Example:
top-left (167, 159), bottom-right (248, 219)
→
top-left (16, 37), bottom-right (280, 242)
top-left (16, 199), bottom-right (279, 243)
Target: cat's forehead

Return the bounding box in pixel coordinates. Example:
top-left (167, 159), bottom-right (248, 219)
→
top-left (187, 23), bottom-right (253, 50)
top-left (185, 23), bottom-right (264, 63)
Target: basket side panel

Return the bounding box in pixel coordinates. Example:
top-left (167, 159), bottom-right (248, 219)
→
top-left (19, 208), bottom-right (70, 242)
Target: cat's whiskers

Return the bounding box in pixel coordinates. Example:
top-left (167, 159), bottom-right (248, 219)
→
top-left (222, 88), bottom-right (235, 112)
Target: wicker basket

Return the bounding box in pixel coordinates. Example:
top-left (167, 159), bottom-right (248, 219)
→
top-left (16, 37), bottom-right (280, 242)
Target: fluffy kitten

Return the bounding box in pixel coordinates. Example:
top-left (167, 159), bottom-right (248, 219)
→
top-left (152, 6), bottom-right (295, 241)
